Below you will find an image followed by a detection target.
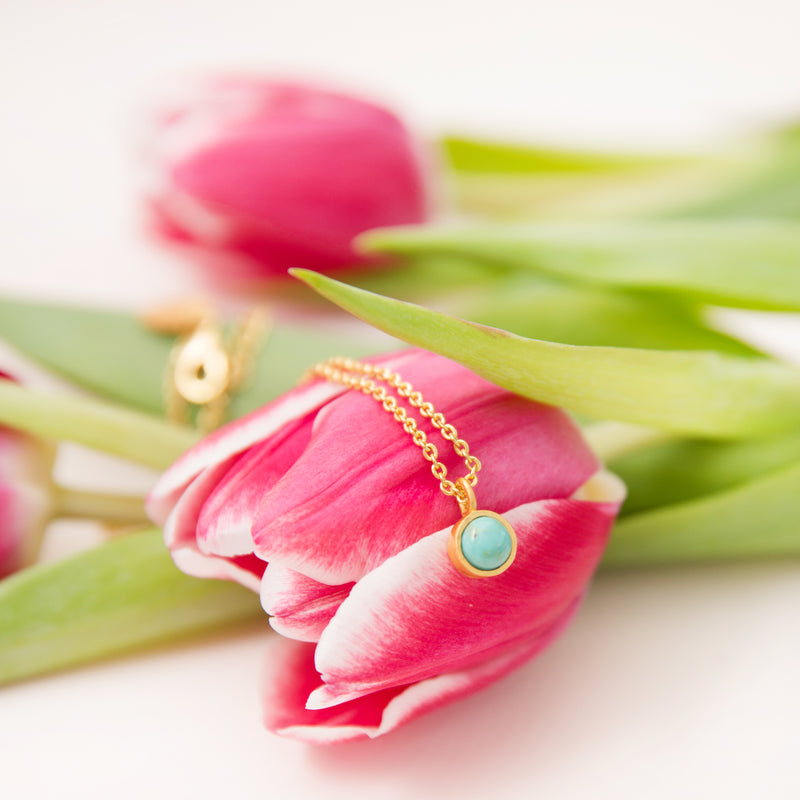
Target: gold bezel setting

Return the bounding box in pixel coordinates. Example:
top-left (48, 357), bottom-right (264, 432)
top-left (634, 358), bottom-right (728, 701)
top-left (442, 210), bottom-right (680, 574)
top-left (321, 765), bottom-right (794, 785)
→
top-left (448, 510), bottom-right (517, 578)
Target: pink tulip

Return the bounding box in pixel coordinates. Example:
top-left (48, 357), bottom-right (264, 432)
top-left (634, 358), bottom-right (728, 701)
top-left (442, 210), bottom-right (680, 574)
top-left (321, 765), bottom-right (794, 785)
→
top-left (0, 372), bottom-right (54, 579)
top-left (144, 76), bottom-right (430, 280)
top-left (147, 350), bottom-right (624, 742)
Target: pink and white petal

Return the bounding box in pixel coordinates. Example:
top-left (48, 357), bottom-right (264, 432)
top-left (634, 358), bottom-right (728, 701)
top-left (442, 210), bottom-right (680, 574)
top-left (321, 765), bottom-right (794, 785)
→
top-left (161, 450), bottom-right (268, 590)
top-left (252, 352), bottom-right (597, 584)
top-left (261, 621), bottom-right (574, 743)
top-left (196, 415), bottom-right (315, 556)
top-left (367, 599), bottom-right (580, 740)
top-left (171, 546), bottom-right (265, 592)
top-left (148, 348), bottom-right (424, 527)
top-left (146, 379), bottom-right (347, 525)
top-left (162, 456), bottom-right (239, 550)
top-left (261, 563), bottom-right (353, 643)
top-left (312, 497), bottom-right (619, 703)
top-left (261, 639), bottom-right (404, 744)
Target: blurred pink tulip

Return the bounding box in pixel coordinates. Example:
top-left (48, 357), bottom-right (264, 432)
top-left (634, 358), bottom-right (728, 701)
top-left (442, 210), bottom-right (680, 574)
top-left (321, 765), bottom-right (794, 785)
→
top-left (145, 77), bottom-right (430, 280)
top-left (147, 350), bottom-right (624, 742)
top-left (0, 372), bottom-right (54, 579)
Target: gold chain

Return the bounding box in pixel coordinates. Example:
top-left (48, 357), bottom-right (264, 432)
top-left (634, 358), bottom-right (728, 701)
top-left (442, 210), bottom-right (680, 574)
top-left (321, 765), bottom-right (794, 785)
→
top-left (305, 357), bottom-right (481, 500)
top-left (306, 356), bottom-right (518, 578)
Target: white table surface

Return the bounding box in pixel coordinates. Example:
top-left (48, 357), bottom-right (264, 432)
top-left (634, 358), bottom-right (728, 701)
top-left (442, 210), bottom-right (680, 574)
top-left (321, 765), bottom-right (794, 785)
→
top-left (1, 2), bottom-right (799, 798)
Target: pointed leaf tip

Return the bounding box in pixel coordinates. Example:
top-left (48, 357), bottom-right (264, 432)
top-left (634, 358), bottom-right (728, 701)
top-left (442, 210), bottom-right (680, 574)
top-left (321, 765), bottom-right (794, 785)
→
top-left (295, 272), bottom-right (800, 439)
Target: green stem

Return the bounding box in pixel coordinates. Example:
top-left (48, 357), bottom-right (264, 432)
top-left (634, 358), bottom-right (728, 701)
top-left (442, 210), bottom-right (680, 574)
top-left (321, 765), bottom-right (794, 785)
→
top-left (51, 485), bottom-right (149, 526)
top-left (0, 381), bottom-right (199, 470)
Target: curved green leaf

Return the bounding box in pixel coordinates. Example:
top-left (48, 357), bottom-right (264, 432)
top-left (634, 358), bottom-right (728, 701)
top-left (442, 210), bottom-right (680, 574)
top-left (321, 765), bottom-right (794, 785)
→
top-left (442, 135), bottom-right (696, 175)
top-left (456, 281), bottom-right (759, 356)
top-left (609, 430), bottom-right (800, 515)
top-left (0, 528), bottom-right (263, 685)
top-left (440, 136), bottom-right (730, 219)
top-left (0, 299), bottom-right (381, 418)
top-left (603, 460), bottom-right (800, 568)
top-left (0, 299), bottom-right (170, 414)
top-left (677, 125), bottom-right (800, 219)
top-left (292, 270), bottom-right (800, 438)
top-left (361, 221), bottom-right (800, 311)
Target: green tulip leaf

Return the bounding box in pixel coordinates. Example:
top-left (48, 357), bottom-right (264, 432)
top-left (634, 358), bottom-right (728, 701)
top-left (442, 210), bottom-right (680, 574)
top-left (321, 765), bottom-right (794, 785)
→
top-left (345, 256), bottom-right (759, 356)
top-left (454, 280), bottom-right (759, 356)
top-left (292, 270), bottom-right (800, 439)
top-left (0, 528), bottom-right (264, 685)
top-left (677, 125), bottom-right (800, 219)
top-left (608, 430), bottom-right (800, 515)
top-left (360, 221), bottom-right (800, 311)
top-left (230, 320), bottom-right (383, 418)
top-left (441, 135), bottom-right (695, 175)
top-left (0, 300), bottom-right (170, 414)
top-left (602, 459), bottom-right (800, 568)
top-left (0, 299), bottom-right (381, 417)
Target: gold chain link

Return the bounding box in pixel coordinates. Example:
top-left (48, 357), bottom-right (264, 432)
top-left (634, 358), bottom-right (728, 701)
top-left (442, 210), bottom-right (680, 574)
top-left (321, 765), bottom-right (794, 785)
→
top-left (305, 357), bottom-right (481, 499)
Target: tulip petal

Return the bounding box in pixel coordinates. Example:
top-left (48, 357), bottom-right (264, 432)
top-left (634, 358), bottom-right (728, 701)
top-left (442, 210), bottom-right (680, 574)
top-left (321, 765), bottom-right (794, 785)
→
top-left (261, 639), bottom-right (401, 744)
top-left (311, 495), bottom-right (619, 704)
top-left (147, 77), bottom-right (428, 277)
top-left (175, 126), bottom-right (423, 264)
top-left (195, 415), bottom-right (315, 556)
top-left (170, 548), bottom-right (265, 593)
top-left (147, 379), bottom-right (346, 524)
top-left (261, 628), bottom-right (567, 743)
top-left (252, 351), bottom-right (598, 584)
top-left (163, 455), bottom-right (267, 591)
top-left (261, 564), bottom-right (353, 643)
top-left (0, 481), bottom-right (50, 579)
top-left (0, 430), bottom-right (53, 578)
top-left (162, 457), bottom-right (237, 550)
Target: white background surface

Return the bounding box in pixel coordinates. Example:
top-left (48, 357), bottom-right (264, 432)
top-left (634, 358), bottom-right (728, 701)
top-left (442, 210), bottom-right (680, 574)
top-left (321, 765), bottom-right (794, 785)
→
top-left (1, 1), bottom-right (800, 798)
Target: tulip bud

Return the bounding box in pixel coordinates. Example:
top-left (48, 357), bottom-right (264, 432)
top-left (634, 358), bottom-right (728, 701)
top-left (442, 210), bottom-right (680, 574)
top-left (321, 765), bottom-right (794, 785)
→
top-left (148, 350), bottom-right (625, 742)
top-left (0, 372), bottom-right (54, 579)
top-left (144, 76), bottom-right (430, 281)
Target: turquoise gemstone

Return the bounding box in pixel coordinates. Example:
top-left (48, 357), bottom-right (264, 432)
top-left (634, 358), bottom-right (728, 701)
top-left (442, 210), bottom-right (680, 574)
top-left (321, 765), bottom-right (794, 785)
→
top-left (460, 515), bottom-right (513, 571)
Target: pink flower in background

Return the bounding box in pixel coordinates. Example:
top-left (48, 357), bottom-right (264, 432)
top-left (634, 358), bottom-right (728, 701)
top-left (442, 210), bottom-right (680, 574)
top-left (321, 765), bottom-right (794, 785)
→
top-left (144, 77), bottom-right (430, 280)
top-left (147, 350), bottom-right (624, 742)
top-left (0, 372), bottom-right (54, 579)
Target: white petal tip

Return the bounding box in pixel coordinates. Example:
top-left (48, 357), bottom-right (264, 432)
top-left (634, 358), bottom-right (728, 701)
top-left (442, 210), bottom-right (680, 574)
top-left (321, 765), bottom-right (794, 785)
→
top-left (267, 615), bottom-right (321, 644)
top-left (171, 547), bottom-right (262, 593)
top-left (273, 725), bottom-right (371, 744)
top-left (570, 469), bottom-right (627, 504)
top-left (305, 685), bottom-right (367, 711)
